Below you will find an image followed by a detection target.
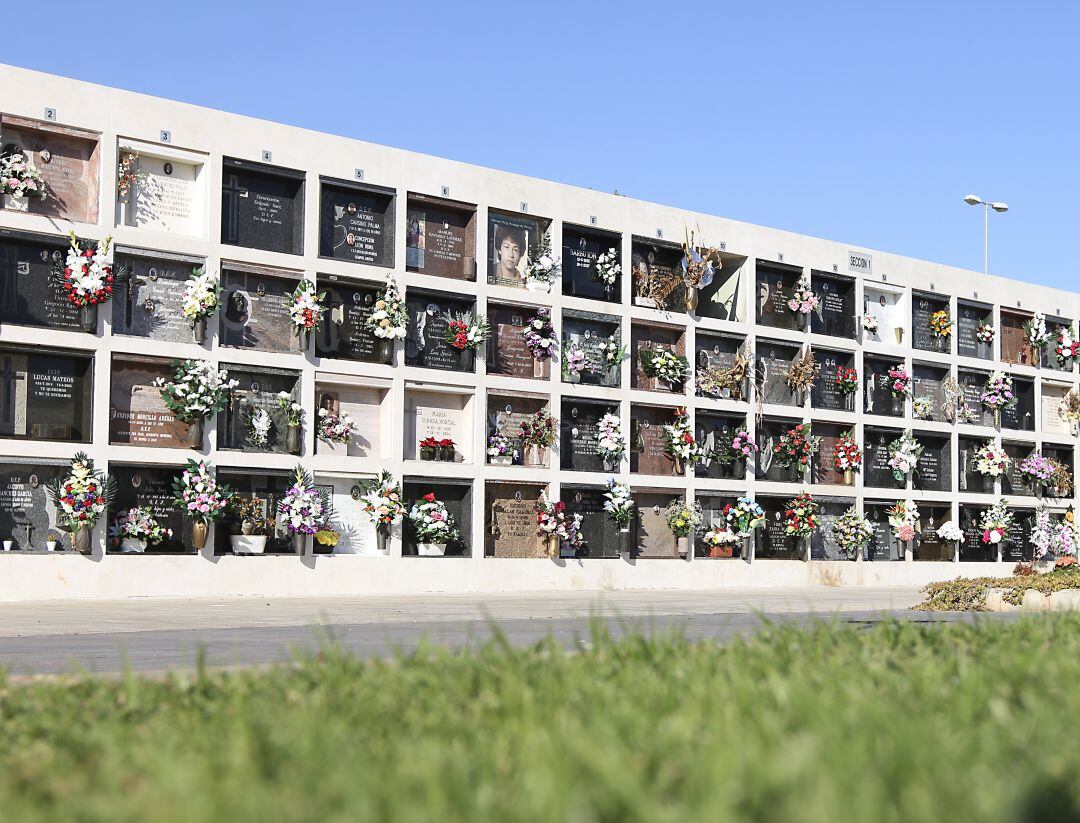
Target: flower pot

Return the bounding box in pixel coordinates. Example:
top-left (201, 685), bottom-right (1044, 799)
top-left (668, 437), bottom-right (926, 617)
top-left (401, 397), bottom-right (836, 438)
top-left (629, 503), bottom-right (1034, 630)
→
top-left (231, 535), bottom-right (267, 554)
top-left (797, 312), bottom-right (808, 331)
top-left (241, 519), bottom-right (255, 536)
top-left (186, 417), bottom-right (203, 449)
top-left (618, 527), bottom-right (632, 555)
top-left (417, 542), bottom-right (447, 556)
top-left (3, 194), bottom-right (29, 212)
top-left (993, 409), bottom-right (1001, 428)
top-left (525, 279), bottom-right (550, 292)
top-left (524, 445), bottom-right (547, 467)
top-left (420, 446), bottom-right (437, 461)
top-left (891, 396), bottom-right (905, 416)
top-left (708, 544), bottom-right (734, 559)
top-left (633, 296), bottom-right (657, 308)
top-left (546, 534), bottom-right (560, 559)
top-left (894, 327), bottom-right (904, 344)
top-left (120, 538), bottom-right (147, 553)
top-left (193, 317), bottom-right (206, 344)
top-left (489, 454), bottom-right (514, 466)
top-left (602, 455), bottom-right (619, 473)
top-left (292, 532), bottom-right (307, 555)
top-left (377, 338), bottom-right (394, 363)
top-left (982, 475), bottom-right (994, 493)
top-left (440, 446), bottom-right (456, 462)
top-left (2, 540), bottom-right (11, 551)
top-left (297, 329), bottom-right (310, 352)
top-left (46, 541), bottom-right (57, 552)
top-left (564, 370), bottom-right (582, 384)
top-left (532, 358), bottom-right (546, 379)
top-left (192, 521), bottom-right (209, 550)
top-left (672, 456), bottom-right (683, 475)
top-left (685, 287), bottom-right (699, 313)
top-left (844, 468), bottom-right (853, 486)
top-left (376, 526), bottom-right (389, 554)
top-left (286, 423), bottom-right (301, 455)
top-left (79, 304), bottom-right (98, 334)
top-left (73, 524), bottom-right (92, 553)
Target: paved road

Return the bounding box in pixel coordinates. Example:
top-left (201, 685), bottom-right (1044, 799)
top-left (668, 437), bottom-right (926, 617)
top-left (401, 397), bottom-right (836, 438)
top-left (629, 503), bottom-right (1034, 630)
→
top-left (0, 586), bottom-right (1011, 677)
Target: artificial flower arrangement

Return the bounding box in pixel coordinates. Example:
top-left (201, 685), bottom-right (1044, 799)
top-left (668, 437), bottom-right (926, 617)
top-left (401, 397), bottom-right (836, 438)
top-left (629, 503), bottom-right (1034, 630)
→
top-left (1023, 312), bottom-right (1052, 353)
top-left (912, 396), bottom-right (934, 420)
top-left (1055, 325), bottom-right (1080, 366)
top-left (276, 391), bottom-right (305, 428)
top-left (277, 466), bottom-right (332, 543)
top-left (887, 430), bottom-right (924, 481)
top-left (367, 272), bottom-right (408, 340)
top-left (980, 371), bottom-right (1016, 414)
top-left (443, 311), bottom-right (491, 351)
top-left (408, 492), bottom-right (460, 550)
top-left (599, 339), bottom-right (628, 370)
top-left (976, 322), bottom-right (995, 345)
top-left (928, 309), bottom-right (952, 339)
top-left (696, 349), bottom-right (751, 400)
top-left (534, 491), bottom-right (569, 549)
top-left (783, 492), bottom-right (820, 538)
top-left (1061, 389), bottom-right (1080, 434)
top-left (246, 408), bottom-right (272, 447)
top-left (45, 453), bottom-right (117, 547)
top-left (785, 348), bottom-right (820, 396)
top-left (835, 365), bottom-right (859, 395)
top-left (316, 406), bottom-right (360, 446)
top-left (561, 339), bottom-right (586, 379)
top-left (419, 436), bottom-right (456, 461)
top-left (679, 232), bottom-right (720, 296)
top-left (56, 231), bottom-right (118, 309)
top-left (1018, 451), bottom-right (1054, 490)
top-left (594, 247), bottom-right (621, 288)
top-left (171, 459), bottom-right (231, 526)
top-left (1030, 509), bottom-right (1056, 562)
top-left (887, 365), bottom-right (911, 398)
top-left (660, 407), bottom-right (701, 470)
top-left (597, 413), bottom-right (626, 464)
top-left (862, 313), bottom-right (879, 334)
top-left (358, 470), bottom-right (405, 530)
top-left (155, 360), bottom-right (237, 425)
top-left (830, 506), bottom-right (874, 560)
top-left (486, 432), bottom-right (518, 463)
top-left (936, 520), bottom-right (965, 544)
top-left (520, 410), bottom-right (558, 451)
top-left (288, 278), bottom-right (325, 336)
top-left (1051, 511), bottom-right (1080, 558)
top-left (1051, 461), bottom-right (1074, 498)
top-left (180, 266), bottom-right (221, 331)
top-left (603, 479), bottom-right (635, 530)
top-left (665, 499), bottom-right (702, 539)
top-left (786, 272), bottom-right (819, 316)
top-left (723, 497), bottom-right (765, 537)
top-left (715, 429), bottom-right (759, 465)
top-left (522, 230), bottom-right (560, 287)
top-left (886, 500), bottom-right (919, 543)
top-left (639, 347), bottom-right (690, 387)
top-left (979, 498), bottom-right (1014, 545)
top-left (1, 151), bottom-right (46, 201)
top-left (109, 506), bottom-right (173, 551)
top-left (702, 526), bottom-right (739, 553)
top-left (772, 423), bottom-right (819, 473)
top-left (116, 150), bottom-right (140, 199)
top-left (833, 430), bottom-right (862, 478)
top-left (523, 307), bottom-right (557, 361)
top-left (565, 512), bottom-right (587, 556)
top-left (973, 441), bottom-right (1010, 478)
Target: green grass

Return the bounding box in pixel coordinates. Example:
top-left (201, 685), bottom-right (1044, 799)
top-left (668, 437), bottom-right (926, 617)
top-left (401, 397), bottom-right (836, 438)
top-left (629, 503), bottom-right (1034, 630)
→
top-left (3, 617), bottom-right (1080, 822)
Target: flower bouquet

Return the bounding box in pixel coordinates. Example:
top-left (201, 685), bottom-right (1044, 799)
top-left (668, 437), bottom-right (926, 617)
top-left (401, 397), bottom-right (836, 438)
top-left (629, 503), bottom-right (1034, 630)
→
top-left (886, 500), bottom-right (919, 546)
top-left (697, 349), bottom-right (750, 400)
top-left (534, 491), bottom-right (569, 558)
top-left (288, 278), bottom-right (325, 348)
top-left (783, 492), bottom-right (820, 541)
top-left (155, 359), bottom-right (237, 448)
top-left (486, 432), bottom-right (518, 465)
top-left (976, 322), bottom-right (995, 345)
top-left (831, 506), bottom-right (874, 560)
top-left (772, 423), bottom-right (818, 477)
top-left (912, 396), bottom-right (933, 420)
top-left (246, 408), bottom-right (272, 448)
top-left (358, 470), bottom-right (404, 552)
top-left (276, 392), bottom-right (305, 454)
top-left (1019, 451), bottom-right (1054, 491)
top-left (928, 309), bottom-right (952, 344)
top-left (640, 348), bottom-right (690, 389)
top-left (109, 506), bottom-right (173, 553)
top-left (443, 311), bottom-right (491, 352)
top-left (887, 365), bottom-right (911, 399)
top-left (887, 431), bottom-right (923, 482)
top-left (181, 266), bottom-right (221, 343)
top-left (980, 371), bottom-right (1015, 425)
top-left (45, 453), bottom-right (116, 552)
top-left (714, 429), bottom-right (758, 471)
top-left (522, 230), bottom-right (560, 290)
top-left (979, 499), bottom-right (1013, 546)
top-left (316, 406), bottom-right (360, 449)
top-left (936, 520), bottom-right (965, 543)
top-left (787, 273), bottom-right (819, 326)
top-left (55, 232), bottom-right (119, 331)
top-left (520, 410), bottom-right (557, 465)
top-left (171, 459), bottom-right (230, 549)
top-left (862, 313), bottom-right (879, 335)
top-left (660, 407), bottom-right (700, 473)
top-left (1050, 460), bottom-right (1074, 498)
top-left (599, 339), bottom-right (628, 372)
top-left (597, 413), bottom-right (626, 469)
top-left (523, 307), bottom-right (557, 366)
top-left (1056, 325), bottom-right (1080, 367)
top-left (702, 526), bottom-right (739, 558)
top-left (408, 493), bottom-right (459, 553)
top-left (785, 348), bottom-right (819, 403)
top-left (679, 233), bottom-right (720, 311)
top-left (594, 247), bottom-right (621, 295)
top-left (367, 272), bottom-right (408, 357)
top-left (603, 479), bottom-right (635, 534)
top-left (277, 466), bottom-right (331, 554)
top-left (664, 500), bottom-right (702, 556)
top-left (835, 365), bottom-right (859, 396)
top-left (973, 441), bottom-right (1010, 479)
top-left (1, 151), bottom-right (46, 208)
top-left (833, 430), bottom-right (862, 484)
top-left (561, 339), bottom-right (586, 381)
top-left (723, 496), bottom-right (765, 538)
top-left (1023, 313), bottom-right (1051, 364)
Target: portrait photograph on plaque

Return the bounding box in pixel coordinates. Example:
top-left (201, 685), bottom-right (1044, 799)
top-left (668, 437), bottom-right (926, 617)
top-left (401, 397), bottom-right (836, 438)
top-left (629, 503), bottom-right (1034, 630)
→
top-left (487, 211), bottom-right (539, 288)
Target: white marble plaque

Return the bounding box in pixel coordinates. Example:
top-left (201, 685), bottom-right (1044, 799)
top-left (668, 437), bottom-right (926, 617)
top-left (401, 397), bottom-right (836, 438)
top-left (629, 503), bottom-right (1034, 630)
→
top-left (123, 153), bottom-right (202, 235)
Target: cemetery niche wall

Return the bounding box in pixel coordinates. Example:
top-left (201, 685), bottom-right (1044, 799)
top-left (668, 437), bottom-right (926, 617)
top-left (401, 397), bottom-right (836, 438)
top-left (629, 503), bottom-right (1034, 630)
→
top-left (215, 470), bottom-right (292, 555)
top-left (913, 503), bottom-right (952, 561)
top-left (220, 157), bottom-right (304, 255)
top-left (484, 482), bottom-right (545, 558)
top-left (0, 346), bottom-right (93, 443)
top-left (562, 223), bottom-right (620, 302)
top-left (911, 290), bottom-right (950, 353)
top-left (563, 484), bottom-right (622, 559)
top-left (810, 271), bottom-right (855, 338)
top-left (115, 142), bottom-right (205, 236)
top-left (863, 284), bottom-right (906, 345)
top-left (957, 300), bottom-right (993, 360)
top-left (696, 250), bottom-right (743, 322)
top-left (402, 479), bottom-right (472, 557)
top-left (755, 261), bottom-right (804, 331)
top-left (630, 405), bottom-right (679, 476)
top-left (630, 237), bottom-right (684, 312)
top-left (811, 349), bottom-right (856, 412)
top-left (404, 289), bottom-right (476, 373)
top-left (0, 229), bottom-right (82, 331)
top-left (811, 496), bottom-right (856, 560)
top-left (314, 380), bottom-right (386, 458)
top-left (314, 275), bottom-right (391, 364)
top-left (109, 355), bottom-right (193, 448)
top-left (217, 365), bottom-right (301, 454)
top-left (487, 391), bottom-right (548, 468)
top-left (632, 322), bottom-right (686, 393)
top-left (319, 178), bottom-right (395, 268)
top-left (487, 302), bottom-right (549, 380)
top-left (695, 412), bottom-right (748, 481)
top-left (112, 248), bottom-right (204, 342)
top-left (406, 193), bottom-right (475, 280)
top-left (561, 310), bottom-right (621, 388)
top-left (219, 262), bottom-right (304, 354)
top-left (0, 460), bottom-right (68, 551)
top-left (560, 398), bottom-right (619, 473)
top-left (756, 339), bottom-right (802, 406)
top-left (108, 464), bottom-right (189, 554)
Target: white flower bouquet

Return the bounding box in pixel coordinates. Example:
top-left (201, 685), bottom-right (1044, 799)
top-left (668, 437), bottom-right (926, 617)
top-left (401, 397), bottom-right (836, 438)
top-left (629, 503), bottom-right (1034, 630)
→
top-left (368, 273), bottom-right (408, 339)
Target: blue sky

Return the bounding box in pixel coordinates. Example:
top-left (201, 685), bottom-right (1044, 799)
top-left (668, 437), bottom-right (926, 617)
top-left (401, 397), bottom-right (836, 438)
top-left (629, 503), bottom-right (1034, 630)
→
top-left (16, 1), bottom-right (1079, 289)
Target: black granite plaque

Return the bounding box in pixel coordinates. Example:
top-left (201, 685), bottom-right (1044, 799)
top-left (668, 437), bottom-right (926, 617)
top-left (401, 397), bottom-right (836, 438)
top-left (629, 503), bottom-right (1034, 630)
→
top-left (864, 358), bottom-right (905, 417)
top-left (1001, 378), bottom-right (1035, 431)
top-left (404, 291), bottom-right (476, 373)
top-left (957, 300), bottom-right (992, 360)
top-left (113, 251), bottom-right (201, 342)
top-left (811, 272), bottom-right (855, 337)
top-left (755, 263), bottom-right (802, 331)
top-left (912, 363), bottom-right (948, 423)
top-left (1044, 446), bottom-right (1074, 492)
top-left (109, 465), bottom-right (189, 554)
top-left (811, 496), bottom-right (857, 560)
top-left (0, 461), bottom-right (69, 550)
top-left (756, 340), bottom-right (801, 406)
top-left (314, 278), bottom-right (388, 363)
top-left (913, 504), bottom-right (952, 560)
top-left (217, 366), bottom-right (301, 453)
top-left (754, 418), bottom-right (805, 483)
top-left (0, 349), bottom-right (93, 442)
top-left (811, 350), bottom-right (856, 411)
top-left (1001, 442), bottom-right (1033, 497)
top-left (563, 225), bottom-right (620, 302)
top-left (957, 369), bottom-right (994, 426)
top-left (865, 503), bottom-right (903, 561)
top-left (958, 437), bottom-right (995, 494)
top-left (864, 427), bottom-right (904, 489)
top-left (564, 485), bottom-right (621, 559)
top-left (221, 158), bottom-right (304, 255)
top-left (1044, 317), bottom-right (1073, 372)
top-left (402, 480), bottom-right (473, 556)
top-left (911, 292), bottom-right (949, 353)
top-left (1002, 510), bottom-right (1034, 563)
top-left (219, 266), bottom-right (302, 353)
top-left (755, 497), bottom-right (801, 559)
top-left (0, 231), bottom-right (81, 330)
top-left (914, 434), bottom-right (951, 492)
top-left (562, 311), bottom-right (621, 388)
top-left (629, 239), bottom-right (684, 311)
top-left (695, 495), bottom-right (741, 558)
top-left (561, 399), bottom-right (618, 473)
top-left (695, 413), bottom-right (748, 480)
top-left (215, 470), bottom-right (292, 555)
top-left (959, 505), bottom-right (994, 561)
top-left (319, 179), bottom-right (395, 267)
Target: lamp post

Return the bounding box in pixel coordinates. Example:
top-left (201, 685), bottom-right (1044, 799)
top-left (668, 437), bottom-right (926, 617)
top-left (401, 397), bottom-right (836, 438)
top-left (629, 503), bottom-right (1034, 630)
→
top-left (963, 194), bottom-right (1009, 276)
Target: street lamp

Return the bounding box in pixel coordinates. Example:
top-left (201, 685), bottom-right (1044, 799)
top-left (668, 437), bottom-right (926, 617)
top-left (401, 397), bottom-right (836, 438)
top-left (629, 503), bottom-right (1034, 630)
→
top-left (964, 194), bottom-right (1009, 275)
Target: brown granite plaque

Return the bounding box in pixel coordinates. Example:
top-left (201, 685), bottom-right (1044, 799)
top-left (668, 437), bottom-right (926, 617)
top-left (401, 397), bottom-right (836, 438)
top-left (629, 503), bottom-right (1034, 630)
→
top-left (1, 116), bottom-right (100, 224)
top-left (632, 323), bottom-right (686, 393)
top-left (219, 264), bottom-right (302, 353)
top-left (406, 196), bottom-right (476, 280)
top-left (635, 493), bottom-right (686, 558)
top-left (109, 359), bottom-right (190, 447)
top-left (485, 482), bottom-right (543, 557)
top-left (487, 306), bottom-right (547, 379)
top-left (999, 310), bottom-right (1032, 365)
top-left (630, 405), bottom-right (678, 475)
